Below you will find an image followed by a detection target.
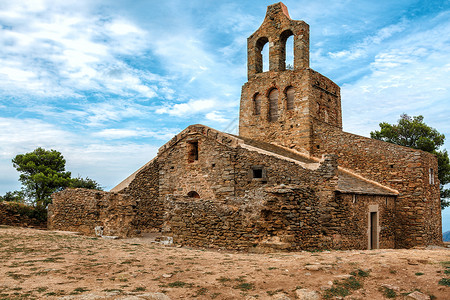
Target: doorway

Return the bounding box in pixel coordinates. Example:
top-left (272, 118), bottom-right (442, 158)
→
top-left (368, 205), bottom-right (379, 249)
top-left (370, 212), bottom-right (378, 249)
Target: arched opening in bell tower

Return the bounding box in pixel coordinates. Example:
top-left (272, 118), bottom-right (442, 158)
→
top-left (255, 37), bottom-right (269, 73)
top-left (280, 29), bottom-right (294, 70)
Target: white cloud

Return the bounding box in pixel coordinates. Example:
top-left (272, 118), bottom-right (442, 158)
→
top-left (156, 98), bottom-right (218, 117)
top-left (205, 111), bottom-right (228, 123)
top-left (0, 0), bottom-right (158, 99)
top-left (64, 143), bottom-right (160, 191)
top-left (83, 101), bottom-right (149, 127)
top-left (341, 16), bottom-right (450, 142)
top-left (0, 117), bottom-right (74, 159)
top-left (93, 128), bottom-right (177, 141)
top-left (328, 21), bottom-right (407, 61)
top-left (0, 116), bottom-right (162, 192)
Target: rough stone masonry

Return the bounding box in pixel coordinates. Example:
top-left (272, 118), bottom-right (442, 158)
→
top-left (49, 2), bottom-right (442, 251)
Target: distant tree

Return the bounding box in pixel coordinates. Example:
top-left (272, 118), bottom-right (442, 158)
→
top-left (371, 114), bottom-right (450, 209)
top-left (70, 176), bottom-right (103, 190)
top-left (12, 147), bottom-right (72, 208)
top-left (0, 190), bottom-right (25, 203)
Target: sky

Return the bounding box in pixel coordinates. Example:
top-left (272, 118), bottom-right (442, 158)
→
top-left (0, 0), bottom-right (449, 231)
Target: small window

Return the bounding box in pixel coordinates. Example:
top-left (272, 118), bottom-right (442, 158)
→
top-left (253, 169), bottom-right (263, 178)
top-left (429, 168), bottom-right (434, 185)
top-left (187, 141), bottom-right (198, 163)
top-left (251, 166), bottom-right (266, 181)
top-left (187, 191), bottom-right (200, 198)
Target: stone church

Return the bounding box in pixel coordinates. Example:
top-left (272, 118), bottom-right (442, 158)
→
top-left (49, 2), bottom-right (442, 251)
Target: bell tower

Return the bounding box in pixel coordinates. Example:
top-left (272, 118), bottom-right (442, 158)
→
top-left (239, 2), bottom-right (342, 153)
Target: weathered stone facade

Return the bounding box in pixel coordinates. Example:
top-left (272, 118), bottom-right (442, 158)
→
top-left (49, 2), bottom-right (442, 250)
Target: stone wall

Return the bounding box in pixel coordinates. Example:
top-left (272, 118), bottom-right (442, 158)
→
top-left (163, 186), bottom-right (327, 251)
top-left (158, 131), bottom-right (236, 202)
top-left (49, 188), bottom-right (137, 237)
top-left (163, 187), bottom-right (396, 251)
top-left (122, 159), bottom-right (161, 233)
top-left (335, 193), bottom-right (397, 249)
top-left (239, 69), bottom-right (341, 154)
top-left (312, 123), bottom-right (442, 247)
top-left (0, 202), bottom-right (46, 228)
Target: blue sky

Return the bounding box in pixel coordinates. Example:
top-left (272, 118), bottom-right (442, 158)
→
top-left (1, 0), bottom-right (449, 231)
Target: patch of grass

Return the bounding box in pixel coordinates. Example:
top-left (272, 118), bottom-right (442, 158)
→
top-left (36, 287), bottom-right (48, 293)
top-left (341, 277), bottom-right (362, 290)
top-left (438, 278), bottom-right (450, 287)
top-left (415, 272), bottom-right (425, 276)
top-left (267, 289), bottom-right (284, 296)
top-left (216, 276), bottom-right (231, 283)
top-left (324, 286), bottom-right (350, 298)
top-left (389, 269), bottom-right (397, 274)
top-left (71, 287), bottom-right (90, 295)
top-left (445, 269), bottom-right (450, 274)
top-left (42, 257), bottom-right (64, 263)
top-left (234, 282), bottom-right (254, 291)
top-left (268, 267), bottom-right (278, 270)
top-left (168, 281), bottom-right (190, 288)
top-left (45, 292), bottom-right (57, 296)
top-left (103, 288), bottom-right (123, 293)
top-left (324, 276), bottom-right (362, 299)
top-left (350, 269), bottom-right (370, 277)
top-left (132, 287), bottom-right (146, 292)
top-left (380, 287), bottom-right (397, 298)
top-left (193, 287), bottom-right (208, 296)
top-left (211, 292), bottom-right (221, 299)
top-left (6, 272), bottom-right (31, 280)
top-left (440, 261), bottom-right (450, 267)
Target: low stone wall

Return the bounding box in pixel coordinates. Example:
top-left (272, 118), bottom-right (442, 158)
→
top-left (162, 186), bottom-right (382, 251)
top-left (49, 188), bottom-right (137, 237)
top-left (0, 202), bottom-right (47, 228)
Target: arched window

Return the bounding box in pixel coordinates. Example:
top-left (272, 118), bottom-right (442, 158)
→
top-left (262, 42), bottom-right (269, 72)
top-left (187, 191), bottom-right (200, 198)
top-left (268, 88), bottom-right (279, 122)
top-left (255, 37), bottom-right (269, 73)
top-left (285, 86), bottom-right (294, 110)
top-left (253, 93), bottom-right (262, 115)
top-left (280, 30), bottom-right (294, 70)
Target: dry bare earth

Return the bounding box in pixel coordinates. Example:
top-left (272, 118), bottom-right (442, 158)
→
top-left (0, 226), bottom-right (449, 300)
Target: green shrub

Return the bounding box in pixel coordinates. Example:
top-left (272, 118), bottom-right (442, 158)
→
top-left (381, 287), bottom-right (397, 298)
top-left (438, 278), bottom-right (450, 287)
top-left (2, 202), bottom-right (47, 223)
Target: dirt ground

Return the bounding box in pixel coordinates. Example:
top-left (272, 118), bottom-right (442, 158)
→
top-left (0, 226), bottom-right (449, 300)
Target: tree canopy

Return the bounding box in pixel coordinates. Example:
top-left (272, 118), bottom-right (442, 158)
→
top-left (370, 114), bottom-right (450, 209)
top-left (0, 190), bottom-right (25, 203)
top-left (10, 147), bottom-right (102, 208)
